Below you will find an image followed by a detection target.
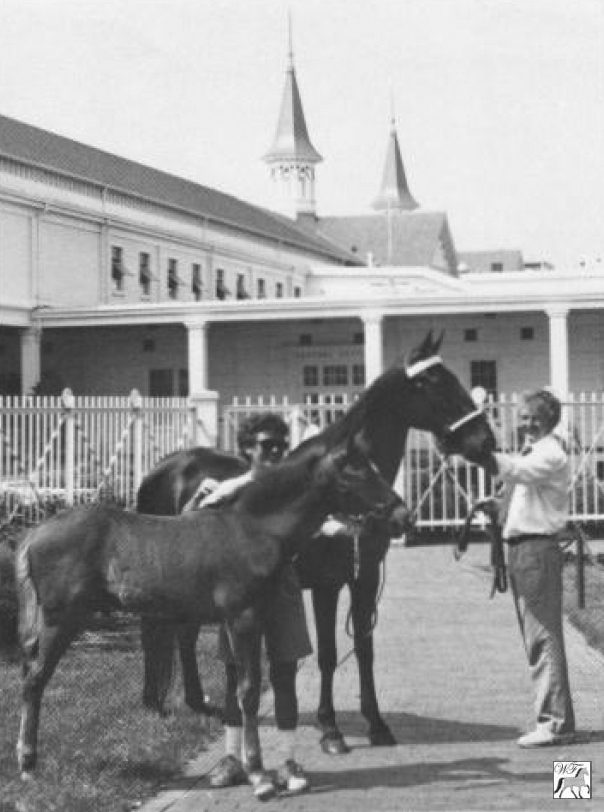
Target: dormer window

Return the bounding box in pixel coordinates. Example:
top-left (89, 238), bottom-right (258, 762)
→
top-left (168, 258), bottom-right (180, 299)
top-left (139, 252), bottom-right (152, 297)
top-left (236, 273), bottom-right (250, 300)
top-left (216, 268), bottom-right (230, 300)
top-left (111, 246), bottom-right (125, 292)
top-left (192, 263), bottom-right (203, 301)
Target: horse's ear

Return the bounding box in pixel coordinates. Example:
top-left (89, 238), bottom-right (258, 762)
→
top-left (433, 329), bottom-right (444, 354)
top-left (419, 330), bottom-right (434, 357)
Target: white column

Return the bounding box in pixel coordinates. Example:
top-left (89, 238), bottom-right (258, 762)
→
top-left (546, 306), bottom-right (569, 398)
top-left (185, 319), bottom-right (219, 446)
top-left (362, 311), bottom-right (385, 385)
top-left (186, 319), bottom-right (209, 393)
top-left (20, 327), bottom-right (42, 395)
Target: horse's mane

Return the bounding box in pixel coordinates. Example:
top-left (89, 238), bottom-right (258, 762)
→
top-left (236, 443), bottom-right (326, 515)
top-left (316, 362), bottom-right (407, 449)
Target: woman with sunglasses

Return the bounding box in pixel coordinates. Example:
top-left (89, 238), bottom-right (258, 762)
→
top-left (184, 412), bottom-right (313, 800)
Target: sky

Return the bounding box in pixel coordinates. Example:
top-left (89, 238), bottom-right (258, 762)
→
top-left (0, 0), bottom-right (602, 269)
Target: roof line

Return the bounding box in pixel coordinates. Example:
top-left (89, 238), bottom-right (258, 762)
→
top-left (0, 148), bottom-right (348, 261)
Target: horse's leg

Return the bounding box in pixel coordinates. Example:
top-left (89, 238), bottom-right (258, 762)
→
top-left (349, 568), bottom-right (396, 746)
top-left (176, 620), bottom-right (209, 713)
top-left (17, 616), bottom-right (81, 776)
top-left (226, 617), bottom-right (276, 799)
top-left (311, 584), bottom-right (350, 755)
top-left (141, 618), bottom-right (176, 715)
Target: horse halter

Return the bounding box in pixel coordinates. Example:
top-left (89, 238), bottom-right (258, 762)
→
top-left (405, 354), bottom-right (484, 438)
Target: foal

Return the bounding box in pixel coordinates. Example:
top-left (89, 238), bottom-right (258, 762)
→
top-left (16, 438), bottom-right (406, 777)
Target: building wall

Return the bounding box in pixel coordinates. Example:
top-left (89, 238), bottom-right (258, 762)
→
top-left (35, 309), bottom-right (601, 404)
top-left (0, 202), bottom-right (32, 303)
top-left (0, 160), bottom-right (313, 317)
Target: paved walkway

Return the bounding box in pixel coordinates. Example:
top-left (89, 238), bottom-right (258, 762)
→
top-left (140, 544), bottom-right (604, 812)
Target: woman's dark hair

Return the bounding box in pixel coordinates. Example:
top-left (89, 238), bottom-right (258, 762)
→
top-left (523, 389), bottom-right (562, 432)
top-left (236, 412), bottom-right (289, 453)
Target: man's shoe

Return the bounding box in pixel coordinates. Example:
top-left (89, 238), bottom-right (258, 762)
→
top-left (517, 728), bottom-right (576, 749)
top-left (208, 754), bottom-right (247, 788)
top-left (248, 769), bottom-right (277, 802)
top-left (276, 759), bottom-right (310, 794)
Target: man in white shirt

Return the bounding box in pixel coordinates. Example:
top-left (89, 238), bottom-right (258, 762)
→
top-left (488, 388), bottom-right (576, 748)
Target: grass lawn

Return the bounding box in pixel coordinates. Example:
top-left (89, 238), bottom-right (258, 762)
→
top-left (0, 522), bottom-right (227, 812)
top-left (0, 616), bottom-right (225, 812)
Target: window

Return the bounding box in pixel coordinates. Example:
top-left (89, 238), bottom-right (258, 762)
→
top-left (236, 273), bottom-right (249, 300)
top-left (139, 252), bottom-right (152, 296)
top-left (149, 369), bottom-right (174, 396)
top-left (178, 368), bottom-right (189, 396)
top-left (192, 263), bottom-right (202, 301)
top-left (303, 365), bottom-right (319, 387)
top-left (352, 364), bottom-right (366, 386)
top-left (470, 360), bottom-right (498, 399)
top-left (294, 286), bottom-right (302, 298)
top-left (275, 282), bottom-right (284, 298)
top-left (353, 332), bottom-right (364, 345)
top-left (323, 365), bottom-right (348, 386)
top-left (168, 258), bottom-right (179, 299)
top-left (111, 246), bottom-right (124, 292)
top-left (299, 334), bottom-right (312, 346)
top-left (520, 326), bottom-right (534, 341)
top-left (464, 328), bottom-right (478, 342)
top-left (142, 338), bottom-right (155, 353)
top-left (149, 368), bottom-right (188, 396)
top-left (257, 278), bottom-right (266, 299)
top-left (491, 262), bottom-right (504, 272)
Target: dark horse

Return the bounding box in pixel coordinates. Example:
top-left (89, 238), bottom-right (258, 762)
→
top-left (15, 436), bottom-right (406, 776)
top-left (137, 331), bottom-right (496, 753)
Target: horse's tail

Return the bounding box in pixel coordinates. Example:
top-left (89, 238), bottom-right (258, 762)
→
top-left (15, 541), bottom-right (43, 661)
top-left (141, 617), bottom-right (177, 714)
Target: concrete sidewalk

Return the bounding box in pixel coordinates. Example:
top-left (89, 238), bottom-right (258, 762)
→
top-left (140, 544), bottom-right (604, 811)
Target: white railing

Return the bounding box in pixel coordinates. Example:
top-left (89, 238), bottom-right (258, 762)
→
top-left (2, 391), bottom-right (603, 529)
top-left (0, 389), bottom-right (196, 523)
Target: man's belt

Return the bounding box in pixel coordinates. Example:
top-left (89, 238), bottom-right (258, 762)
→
top-left (506, 533), bottom-right (553, 546)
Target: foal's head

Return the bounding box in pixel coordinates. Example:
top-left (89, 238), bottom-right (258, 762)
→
top-left (317, 437), bottom-right (409, 533)
top-left (400, 331), bottom-right (496, 467)
top-left (242, 436), bottom-right (407, 533)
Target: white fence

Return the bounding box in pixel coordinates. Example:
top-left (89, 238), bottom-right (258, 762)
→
top-left (2, 390), bottom-right (604, 529)
top-left (0, 389), bottom-right (196, 523)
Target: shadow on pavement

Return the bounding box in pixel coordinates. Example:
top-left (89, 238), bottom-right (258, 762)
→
top-left (297, 710), bottom-right (520, 745)
top-left (308, 756), bottom-right (551, 794)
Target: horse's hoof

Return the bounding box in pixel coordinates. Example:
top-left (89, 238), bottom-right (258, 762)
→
top-left (369, 728), bottom-right (397, 746)
top-left (18, 750), bottom-right (37, 779)
top-left (320, 732), bottom-right (350, 755)
top-left (201, 702), bottom-right (224, 720)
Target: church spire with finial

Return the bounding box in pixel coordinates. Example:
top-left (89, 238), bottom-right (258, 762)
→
top-left (264, 12), bottom-right (322, 219)
top-left (373, 96), bottom-right (419, 212)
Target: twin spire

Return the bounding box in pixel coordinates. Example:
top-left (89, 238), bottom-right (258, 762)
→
top-left (265, 17), bottom-right (419, 218)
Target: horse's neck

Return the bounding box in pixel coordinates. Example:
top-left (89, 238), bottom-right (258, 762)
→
top-left (237, 484), bottom-right (329, 550)
top-left (366, 424), bottom-right (409, 484)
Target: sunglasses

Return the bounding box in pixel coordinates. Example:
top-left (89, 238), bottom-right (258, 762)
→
top-left (255, 438), bottom-right (289, 453)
